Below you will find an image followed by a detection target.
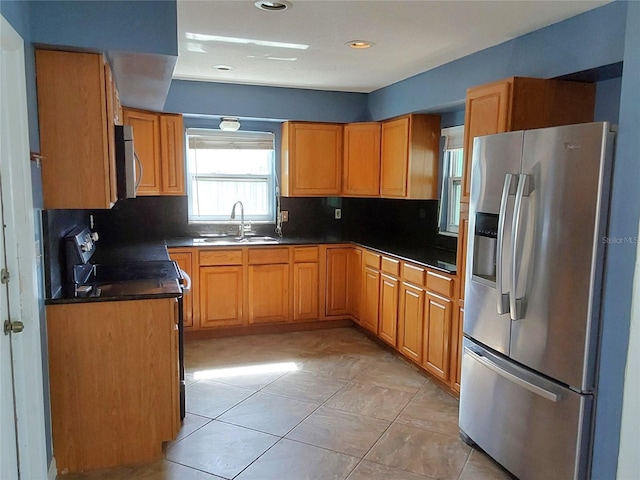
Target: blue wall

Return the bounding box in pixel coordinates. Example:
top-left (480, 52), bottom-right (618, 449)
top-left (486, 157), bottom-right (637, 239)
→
top-left (592, 1), bottom-right (640, 477)
top-left (166, 80), bottom-right (370, 123)
top-left (28, 0), bottom-right (177, 56)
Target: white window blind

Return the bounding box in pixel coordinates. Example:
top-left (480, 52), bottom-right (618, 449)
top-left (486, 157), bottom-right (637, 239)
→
top-left (439, 126), bottom-right (464, 235)
top-left (186, 129), bottom-right (276, 223)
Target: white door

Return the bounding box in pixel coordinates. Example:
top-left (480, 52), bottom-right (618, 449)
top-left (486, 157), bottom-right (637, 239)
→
top-left (0, 181), bottom-right (19, 479)
top-left (0, 14), bottom-right (49, 480)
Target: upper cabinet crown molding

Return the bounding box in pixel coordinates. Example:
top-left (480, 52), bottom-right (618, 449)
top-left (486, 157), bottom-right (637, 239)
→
top-left (36, 49), bottom-right (118, 209)
top-left (380, 114), bottom-right (441, 200)
top-left (122, 107), bottom-right (186, 196)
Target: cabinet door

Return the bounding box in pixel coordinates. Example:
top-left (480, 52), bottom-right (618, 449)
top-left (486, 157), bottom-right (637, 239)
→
top-left (283, 123), bottom-right (342, 196)
top-left (379, 273), bottom-right (399, 347)
top-left (423, 292), bottom-right (452, 381)
top-left (248, 264), bottom-right (290, 324)
top-left (326, 248), bottom-right (350, 316)
top-left (343, 123), bottom-right (381, 196)
top-left (36, 50), bottom-right (114, 209)
top-left (456, 204), bottom-right (470, 303)
top-left (380, 117), bottom-right (409, 197)
top-left (361, 267), bottom-right (380, 334)
top-left (168, 250), bottom-right (194, 328)
top-left (123, 108), bottom-right (162, 195)
top-left (103, 63), bottom-right (118, 205)
top-left (461, 80), bottom-right (511, 202)
top-left (293, 262), bottom-right (319, 321)
top-left (450, 303), bottom-right (464, 394)
top-left (160, 114), bottom-right (186, 195)
top-left (347, 248), bottom-right (362, 318)
top-left (398, 282), bottom-right (425, 363)
top-left (199, 266), bottom-right (243, 328)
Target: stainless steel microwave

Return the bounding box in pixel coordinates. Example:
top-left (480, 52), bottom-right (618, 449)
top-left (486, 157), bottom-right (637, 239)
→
top-left (115, 125), bottom-right (139, 199)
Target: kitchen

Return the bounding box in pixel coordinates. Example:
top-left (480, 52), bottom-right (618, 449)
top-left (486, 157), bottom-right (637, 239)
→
top-left (3, 0), bottom-right (634, 480)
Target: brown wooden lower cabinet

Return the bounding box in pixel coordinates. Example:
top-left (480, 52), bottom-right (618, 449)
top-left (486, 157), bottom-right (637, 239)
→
top-left (378, 273), bottom-right (400, 347)
top-left (450, 302), bottom-right (464, 393)
top-left (293, 262), bottom-right (319, 321)
top-left (199, 265), bottom-right (244, 328)
top-left (248, 263), bottom-right (290, 324)
top-left (423, 291), bottom-right (453, 381)
top-left (398, 282), bottom-right (425, 363)
top-left (361, 266), bottom-right (380, 334)
top-left (46, 298), bottom-right (179, 473)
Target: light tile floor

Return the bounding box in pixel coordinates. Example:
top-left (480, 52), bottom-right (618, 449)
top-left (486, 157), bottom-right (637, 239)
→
top-left (58, 327), bottom-right (513, 480)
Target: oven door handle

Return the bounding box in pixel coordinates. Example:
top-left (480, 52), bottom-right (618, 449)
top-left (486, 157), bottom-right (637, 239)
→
top-left (178, 268), bottom-right (191, 293)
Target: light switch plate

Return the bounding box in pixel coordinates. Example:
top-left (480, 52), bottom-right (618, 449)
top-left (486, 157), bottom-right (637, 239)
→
top-left (335, 208), bottom-right (341, 219)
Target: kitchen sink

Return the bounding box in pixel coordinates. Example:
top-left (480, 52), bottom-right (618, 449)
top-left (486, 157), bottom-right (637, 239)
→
top-left (193, 236), bottom-right (280, 245)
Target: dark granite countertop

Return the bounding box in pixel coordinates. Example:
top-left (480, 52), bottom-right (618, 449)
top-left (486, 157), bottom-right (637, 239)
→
top-left (46, 241), bottom-right (182, 305)
top-left (166, 236), bottom-right (457, 274)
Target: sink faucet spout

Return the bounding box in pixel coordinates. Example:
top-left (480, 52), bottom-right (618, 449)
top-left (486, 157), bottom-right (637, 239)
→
top-left (230, 201), bottom-right (245, 240)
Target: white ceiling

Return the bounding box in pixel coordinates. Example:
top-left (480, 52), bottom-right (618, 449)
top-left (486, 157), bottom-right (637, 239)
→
top-left (175, 0), bottom-right (611, 93)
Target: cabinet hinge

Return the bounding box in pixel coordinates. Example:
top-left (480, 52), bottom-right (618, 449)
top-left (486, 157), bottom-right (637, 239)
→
top-left (1, 268), bottom-right (9, 284)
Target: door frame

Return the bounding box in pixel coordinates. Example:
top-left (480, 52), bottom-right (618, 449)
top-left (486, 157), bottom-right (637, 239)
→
top-left (0, 14), bottom-right (49, 480)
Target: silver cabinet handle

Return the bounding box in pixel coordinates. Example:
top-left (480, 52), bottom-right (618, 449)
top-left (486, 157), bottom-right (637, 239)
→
top-left (465, 347), bottom-right (560, 402)
top-left (496, 174), bottom-right (516, 315)
top-left (510, 173), bottom-right (532, 321)
top-left (134, 152), bottom-right (143, 191)
top-left (179, 269), bottom-right (191, 293)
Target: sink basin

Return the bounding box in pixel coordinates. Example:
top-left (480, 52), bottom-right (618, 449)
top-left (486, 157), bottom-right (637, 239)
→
top-left (193, 236), bottom-right (280, 245)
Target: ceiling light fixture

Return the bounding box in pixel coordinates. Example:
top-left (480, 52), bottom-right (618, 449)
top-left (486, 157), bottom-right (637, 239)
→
top-left (254, 1), bottom-right (291, 12)
top-left (186, 32), bottom-right (308, 50)
top-left (213, 64), bottom-right (235, 71)
top-left (219, 117), bottom-right (241, 131)
top-left (346, 40), bottom-right (374, 49)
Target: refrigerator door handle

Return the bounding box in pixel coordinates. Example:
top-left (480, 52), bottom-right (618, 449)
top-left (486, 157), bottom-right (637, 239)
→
top-left (510, 173), bottom-right (533, 321)
top-left (464, 347), bottom-right (560, 402)
top-left (496, 174), bottom-right (517, 315)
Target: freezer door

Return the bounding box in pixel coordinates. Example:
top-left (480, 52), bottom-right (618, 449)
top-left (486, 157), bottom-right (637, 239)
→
top-left (509, 122), bottom-right (614, 390)
top-left (464, 131), bottom-right (523, 354)
top-left (459, 338), bottom-right (592, 480)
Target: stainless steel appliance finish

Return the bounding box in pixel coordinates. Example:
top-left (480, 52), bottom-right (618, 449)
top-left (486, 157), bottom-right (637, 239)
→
top-left (460, 122), bottom-right (616, 480)
top-left (115, 125), bottom-right (139, 199)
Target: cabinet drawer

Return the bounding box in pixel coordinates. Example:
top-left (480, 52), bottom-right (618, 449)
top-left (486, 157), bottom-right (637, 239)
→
top-left (293, 246), bottom-right (319, 262)
top-left (402, 263), bottom-right (425, 287)
top-left (199, 249), bottom-right (243, 266)
top-left (248, 247), bottom-right (290, 265)
top-left (381, 256), bottom-right (400, 276)
top-left (364, 250), bottom-right (381, 269)
top-left (426, 270), bottom-right (454, 297)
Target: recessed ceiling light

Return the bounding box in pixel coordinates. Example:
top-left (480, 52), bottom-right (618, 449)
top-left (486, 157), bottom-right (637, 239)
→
top-left (213, 64), bottom-right (235, 71)
top-left (346, 40), bottom-right (374, 49)
top-left (254, 1), bottom-right (291, 12)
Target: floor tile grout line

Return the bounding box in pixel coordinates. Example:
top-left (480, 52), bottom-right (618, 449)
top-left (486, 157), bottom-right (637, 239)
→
top-left (164, 415), bottom-right (214, 450)
top-left (162, 457), bottom-right (233, 479)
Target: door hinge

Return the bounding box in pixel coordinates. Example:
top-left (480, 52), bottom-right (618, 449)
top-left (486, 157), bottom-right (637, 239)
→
top-left (1, 268), bottom-right (9, 284)
top-left (4, 319), bottom-right (24, 335)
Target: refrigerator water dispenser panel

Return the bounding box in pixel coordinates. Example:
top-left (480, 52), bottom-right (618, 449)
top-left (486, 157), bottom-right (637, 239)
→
top-left (473, 213), bottom-right (498, 282)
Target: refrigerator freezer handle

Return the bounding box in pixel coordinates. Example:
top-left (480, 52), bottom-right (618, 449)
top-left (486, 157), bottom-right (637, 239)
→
top-left (464, 347), bottom-right (560, 402)
top-left (510, 173), bottom-right (532, 321)
top-left (497, 174), bottom-right (516, 315)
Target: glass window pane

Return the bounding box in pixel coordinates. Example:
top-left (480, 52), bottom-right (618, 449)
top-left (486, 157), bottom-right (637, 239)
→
top-left (190, 179), bottom-right (269, 217)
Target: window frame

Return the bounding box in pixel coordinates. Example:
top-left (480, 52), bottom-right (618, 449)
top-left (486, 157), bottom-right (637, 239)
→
top-left (438, 126), bottom-right (464, 237)
top-left (185, 129), bottom-right (276, 224)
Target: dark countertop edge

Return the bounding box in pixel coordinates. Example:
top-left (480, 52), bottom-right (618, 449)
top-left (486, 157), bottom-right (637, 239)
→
top-left (166, 237), bottom-right (457, 274)
top-left (45, 291), bottom-right (181, 305)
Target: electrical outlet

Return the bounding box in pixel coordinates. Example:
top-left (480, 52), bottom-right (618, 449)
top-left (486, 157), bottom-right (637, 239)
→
top-left (281, 210), bottom-right (289, 222)
top-left (335, 208), bottom-right (342, 220)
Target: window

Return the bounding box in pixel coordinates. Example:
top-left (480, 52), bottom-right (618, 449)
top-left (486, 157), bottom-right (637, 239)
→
top-left (186, 129), bottom-right (276, 223)
top-left (438, 126), bottom-right (464, 235)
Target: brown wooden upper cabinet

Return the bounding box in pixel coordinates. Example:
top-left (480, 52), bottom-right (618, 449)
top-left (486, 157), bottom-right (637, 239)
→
top-left (281, 122), bottom-right (343, 196)
top-left (122, 108), bottom-right (186, 196)
top-left (36, 49), bottom-right (119, 209)
top-left (380, 114), bottom-right (441, 199)
top-left (461, 77), bottom-right (596, 203)
top-left (342, 122), bottom-right (381, 196)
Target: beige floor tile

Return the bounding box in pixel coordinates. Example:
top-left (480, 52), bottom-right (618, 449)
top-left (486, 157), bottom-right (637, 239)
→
top-left (325, 381), bottom-right (416, 421)
top-left (352, 357), bottom-right (427, 393)
top-left (261, 370), bottom-right (347, 403)
top-left (172, 413), bottom-right (212, 444)
top-left (396, 381), bottom-right (459, 435)
top-left (185, 380), bottom-right (253, 419)
top-left (217, 391), bottom-right (318, 435)
top-left (202, 369), bottom-right (288, 390)
top-left (56, 466), bottom-right (135, 480)
top-left (346, 460), bottom-right (430, 480)
top-left (165, 420), bottom-right (277, 479)
top-left (235, 438), bottom-right (359, 480)
top-left (459, 449), bottom-right (513, 480)
top-left (365, 423), bottom-right (470, 479)
top-left (126, 459), bottom-right (224, 479)
top-left (286, 406), bottom-right (390, 458)
top-left (300, 353), bottom-right (375, 380)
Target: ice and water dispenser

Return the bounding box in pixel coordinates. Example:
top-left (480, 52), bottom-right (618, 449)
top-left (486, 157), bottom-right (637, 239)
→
top-left (472, 213), bottom-right (498, 283)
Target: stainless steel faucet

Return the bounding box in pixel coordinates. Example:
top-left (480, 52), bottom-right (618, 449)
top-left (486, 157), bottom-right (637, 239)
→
top-left (230, 201), bottom-right (245, 240)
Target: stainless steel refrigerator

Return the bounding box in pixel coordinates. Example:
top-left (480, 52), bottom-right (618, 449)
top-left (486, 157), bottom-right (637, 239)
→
top-left (459, 122), bottom-right (616, 480)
